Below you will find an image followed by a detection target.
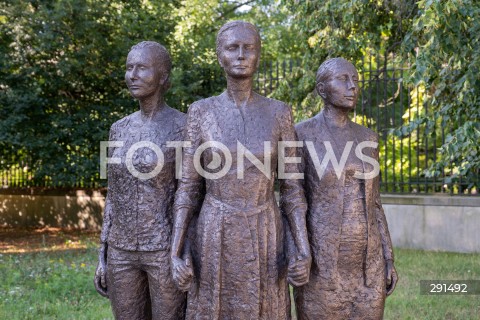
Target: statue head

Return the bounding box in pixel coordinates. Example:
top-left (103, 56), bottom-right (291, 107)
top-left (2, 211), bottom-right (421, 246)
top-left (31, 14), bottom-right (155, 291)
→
top-left (125, 41), bottom-right (172, 100)
top-left (216, 20), bottom-right (261, 79)
top-left (315, 58), bottom-right (359, 110)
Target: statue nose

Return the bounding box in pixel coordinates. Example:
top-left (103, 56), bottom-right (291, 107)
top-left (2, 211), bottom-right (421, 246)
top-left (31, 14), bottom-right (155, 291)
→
top-left (129, 67), bottom-right (139, 80)
top-left (238, 47), bottom-right (245, 60)
top-left (347, 77), bottom-right (356, 90)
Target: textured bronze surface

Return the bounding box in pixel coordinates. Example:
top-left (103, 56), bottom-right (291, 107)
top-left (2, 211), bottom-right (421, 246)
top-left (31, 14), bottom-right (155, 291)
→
top-left (94, 41), bottom-right (187, 320)
top-left (170, 21), bottom-right (311, 320)
top-left (294, 58), bottom-right (398, 320)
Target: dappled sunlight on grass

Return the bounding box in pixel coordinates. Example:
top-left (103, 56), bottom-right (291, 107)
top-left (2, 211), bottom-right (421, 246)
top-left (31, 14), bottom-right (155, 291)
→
top-left (0, 227), bottom-right (99, 254)
top-left (1, 229), bottom-right (479, 319)
top-left (0, 228), bottom-right (111, 319)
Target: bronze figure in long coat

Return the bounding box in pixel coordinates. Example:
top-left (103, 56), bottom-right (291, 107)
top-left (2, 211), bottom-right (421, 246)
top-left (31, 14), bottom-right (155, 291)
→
top-left (294, 58), bottom-right (398, 320)
top-left (170, 21), bottom-right (311, 320)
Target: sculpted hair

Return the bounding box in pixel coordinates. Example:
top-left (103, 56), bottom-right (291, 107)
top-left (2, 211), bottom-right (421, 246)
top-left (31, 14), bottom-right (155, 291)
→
top-left (315, 57), bottom-right (351, 87)
top-left (216, 20), bottom-right (261, 57)
top-left (130, 41), bottom-right (172, 90)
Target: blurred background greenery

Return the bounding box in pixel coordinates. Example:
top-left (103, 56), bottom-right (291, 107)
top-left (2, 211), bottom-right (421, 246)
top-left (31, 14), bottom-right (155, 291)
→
top-left (0, 0), bottom-right (478, 192)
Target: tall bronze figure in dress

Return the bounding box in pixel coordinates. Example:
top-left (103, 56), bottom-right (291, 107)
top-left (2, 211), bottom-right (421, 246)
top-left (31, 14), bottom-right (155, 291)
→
top-left (170, 21), bottom-right (311, 320)
top-left (94, 41), bottom-right (187, 320)
top-left (294, 58), bottom-right (398, 320)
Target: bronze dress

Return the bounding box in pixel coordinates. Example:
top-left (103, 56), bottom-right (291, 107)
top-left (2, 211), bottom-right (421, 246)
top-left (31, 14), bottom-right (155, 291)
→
top-left (294, 111), bottom-right (394, 320)
top-left (101, 106), bottom-right (187, 320)
top-left (174, 92), bottom-right (306, 320)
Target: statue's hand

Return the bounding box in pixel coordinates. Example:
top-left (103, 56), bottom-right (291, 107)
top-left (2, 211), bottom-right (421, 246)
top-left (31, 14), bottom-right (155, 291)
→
top-left (94, 244), bottom-right (108, 298)
top-left (171, 255), bottom-right (194, 292)
top-left (287, 254), bottom-right (311, 287)
top-left (386, 260), bottom-right (398, 296)
top-left (94, 261), bottom-right (108, 298)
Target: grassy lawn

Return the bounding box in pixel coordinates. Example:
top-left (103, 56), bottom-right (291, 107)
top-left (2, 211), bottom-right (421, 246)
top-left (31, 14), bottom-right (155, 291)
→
top-left (384, 248), bottom-right (480, 320)
top-left (0, 230), bottom-right (112, 320)
top-left (0, 230), bottom-right (479, 319)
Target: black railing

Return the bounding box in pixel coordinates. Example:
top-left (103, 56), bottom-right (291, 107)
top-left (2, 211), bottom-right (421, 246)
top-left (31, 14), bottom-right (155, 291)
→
top-left (253, 55), bottom-right (478, 195)
top-left (1, 55), bottom-right (478, 194)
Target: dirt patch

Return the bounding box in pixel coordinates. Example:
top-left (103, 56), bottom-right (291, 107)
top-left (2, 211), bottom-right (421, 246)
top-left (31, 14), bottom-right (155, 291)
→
top-left (0, 227), bottom-right (100, 253)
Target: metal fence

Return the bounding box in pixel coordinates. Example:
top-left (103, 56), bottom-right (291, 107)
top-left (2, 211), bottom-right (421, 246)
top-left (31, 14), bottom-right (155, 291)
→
top-left (1, 55), bottom-right (478, 194)
top-left (253, 55), bottom-right (478, 195)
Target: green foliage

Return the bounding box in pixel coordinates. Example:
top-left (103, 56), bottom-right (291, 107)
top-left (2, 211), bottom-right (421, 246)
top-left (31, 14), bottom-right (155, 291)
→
top-left (0, 0), bottom-right (179, 186)
top-left (277, 0), bottom-right (417, 115)
top-left (400, 0), bottom-right (480, 186)
top-left (0, 245), bottom-right (112, 319)
top-left (1, 1), bottom-right (478, 189)
top-left (0, 0), bottom-right (297, 187)
top-left (280, 0), bottom-right (479, 190)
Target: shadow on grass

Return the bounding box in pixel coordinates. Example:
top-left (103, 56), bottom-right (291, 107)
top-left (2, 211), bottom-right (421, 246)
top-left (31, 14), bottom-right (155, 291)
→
top-left (0, 227), bottom-right (100, 254)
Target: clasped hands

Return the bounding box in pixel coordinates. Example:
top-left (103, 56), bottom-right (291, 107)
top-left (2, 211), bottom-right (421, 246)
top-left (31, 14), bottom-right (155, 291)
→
top-left (287, 253), bottom-right (312, 287)
top-left (172, 253), bottom-right (312, 290)
top-left (171, 255), bottom-right (194, 292)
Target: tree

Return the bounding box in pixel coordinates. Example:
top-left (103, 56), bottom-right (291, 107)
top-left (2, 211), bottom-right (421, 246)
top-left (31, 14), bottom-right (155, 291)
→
top-left (277, 0), bottom-right (417, 120)
top-left (280, 0), bottom-right (479, 191)
top-left (400, 0), bottom-right (480, 187)
top-left (0, 0), bottom-right (295, 187)
top-left (0, 0), bottom-right (179, 187)
top-left (168, 0), bottom-right (298, 111)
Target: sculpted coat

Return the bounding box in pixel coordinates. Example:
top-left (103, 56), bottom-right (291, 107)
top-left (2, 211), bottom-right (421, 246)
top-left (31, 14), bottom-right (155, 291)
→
top-left (174, 94), bottom-right (306, 320)
top-left (101, 107), bottom-right (186, 251)
top-left (293, 57), bottom-right (396, 320)
top-left (294, 112), bottom-right (394, 319)
top-left (170, 21), bottom-right (311, 320)
top-left (100, 107), bottom-right (187, 319)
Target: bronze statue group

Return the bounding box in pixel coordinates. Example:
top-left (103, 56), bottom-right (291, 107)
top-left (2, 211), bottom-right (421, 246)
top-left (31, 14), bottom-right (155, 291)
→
top-left (94, 21), bottom-right (398, 320)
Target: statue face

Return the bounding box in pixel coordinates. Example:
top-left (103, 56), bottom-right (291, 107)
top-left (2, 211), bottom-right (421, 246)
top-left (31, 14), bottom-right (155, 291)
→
top-left (320, 61), bottom-right (359, 110)
top-left (217, 26), bottom-right (260, 79)
top-left (125, 47), bottom-right (163, 100)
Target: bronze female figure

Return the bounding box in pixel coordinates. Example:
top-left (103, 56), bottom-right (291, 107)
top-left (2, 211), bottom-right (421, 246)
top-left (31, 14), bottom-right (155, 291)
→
top-left (294, 58), bottom-right (398, 319)
top-left (94, 41), bottom-right (186, 320)
top-left (170, 21), bottom-right (311, 320)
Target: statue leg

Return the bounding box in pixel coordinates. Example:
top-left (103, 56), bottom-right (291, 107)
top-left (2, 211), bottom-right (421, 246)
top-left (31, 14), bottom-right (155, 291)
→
top-left (350, 285), bottom-right (385, 320)
top-left (107, 247), bottom-right (151, 320)
top-left (142, 250), bottom-right (186, 320)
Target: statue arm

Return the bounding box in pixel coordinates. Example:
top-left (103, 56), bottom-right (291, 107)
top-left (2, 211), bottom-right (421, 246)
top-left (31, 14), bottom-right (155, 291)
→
top-left (371, 139), bottom-right (394, 262)
top-left (94, 123), bottom-right (117, 297)
top-left (99, 123), bottom-right (117, 248)
top-left (375, 192), bottom-right (394, 262)
top-left (100, 195), bottom-right (113, 248)
top-left (372, 136), bottom-right (397, 295)
top-left (171, 103), bottom-right (203, 290)
top-left (278, 106), bottom-right (311, 286)
top-left (375, 187), bottom-right (398, 296)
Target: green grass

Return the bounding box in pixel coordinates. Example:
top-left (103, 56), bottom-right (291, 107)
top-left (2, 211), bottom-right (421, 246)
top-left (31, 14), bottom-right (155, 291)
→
top-left (1, 247), bottom-right (479, 319)
top-left (0, 242), bottom-right (112, 320)
top-left (384, 249), bottom-right (480, 320)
